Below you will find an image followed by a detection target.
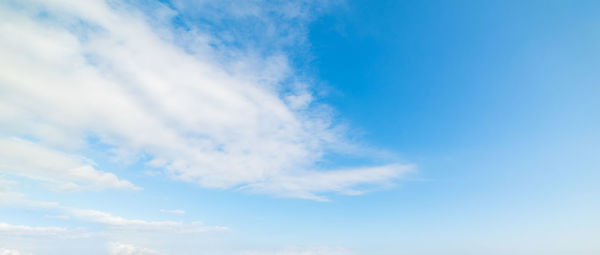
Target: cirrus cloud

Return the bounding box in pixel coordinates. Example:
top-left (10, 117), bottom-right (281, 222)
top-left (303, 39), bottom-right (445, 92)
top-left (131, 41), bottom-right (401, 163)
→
top-left (0, 0), bottom-right (412, 200)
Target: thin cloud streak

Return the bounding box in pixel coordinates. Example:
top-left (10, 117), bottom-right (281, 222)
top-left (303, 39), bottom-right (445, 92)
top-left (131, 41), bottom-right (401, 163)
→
top-left (0, 222), bottom-right (90, 239)
top-left (159, 209), bottom-right (185, 215)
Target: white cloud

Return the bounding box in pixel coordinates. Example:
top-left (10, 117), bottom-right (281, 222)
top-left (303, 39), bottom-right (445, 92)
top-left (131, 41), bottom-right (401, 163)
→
top-left (68, 208), bottom-right (226, 233)
top-left (0, 248), bottom-right (30, 255)
top-left (0, 138), bottom-right (140, 191)
top-left (44, 215), bottom-right (70, 220)
top-left (244, 247), bottom-right (350, 255)
top-left (0, 222), bottom-right (89, 239)
top-left (108, 243), bottom-right (162, 255)
top-left (242, 164), bottom-right (414, 201)
top-left (159, 209), bottom-right (185, 215)
top-left (0, 193), bottom-right (224, 235)
top-left (0, 177), bottom-right (18, 191)
top-left (0, 0), bottom-right (412, 200)
top-left (0, 195), bottom-right (224, 252)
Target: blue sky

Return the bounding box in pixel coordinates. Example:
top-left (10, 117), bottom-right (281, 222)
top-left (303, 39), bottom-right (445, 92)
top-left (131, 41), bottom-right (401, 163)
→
top-left (0, 0), bottom-right (599, 254)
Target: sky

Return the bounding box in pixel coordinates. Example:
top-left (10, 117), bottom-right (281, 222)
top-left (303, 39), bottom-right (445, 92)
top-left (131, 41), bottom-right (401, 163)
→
top-left (0, 0), bottom-right (599, 254)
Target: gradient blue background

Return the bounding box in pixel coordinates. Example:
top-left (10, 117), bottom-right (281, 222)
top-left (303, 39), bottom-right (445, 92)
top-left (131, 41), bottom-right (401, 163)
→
top-left (305, 1), bottom-right (600, 253)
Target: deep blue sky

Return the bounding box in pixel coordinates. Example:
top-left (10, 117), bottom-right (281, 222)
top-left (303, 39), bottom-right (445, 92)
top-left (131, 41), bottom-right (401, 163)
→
top-left (311, 0), bottom-right (599, 153)
top-left (305, 1), bottom-right (600, 253)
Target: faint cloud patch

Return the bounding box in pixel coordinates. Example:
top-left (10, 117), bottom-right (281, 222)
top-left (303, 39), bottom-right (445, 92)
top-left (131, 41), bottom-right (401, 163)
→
top-left (159, 209), bottom-right (185, 215)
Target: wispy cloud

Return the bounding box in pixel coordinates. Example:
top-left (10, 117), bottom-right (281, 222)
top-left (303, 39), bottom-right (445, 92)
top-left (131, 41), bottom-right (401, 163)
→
top-left (0, 0), bottom-right (411, 200)
top-left (159, 209), bottom-right (185, 215)
top-left (0, 222), bottom-right (90, 239)
top-left (43, 215), bottom-right (70, 220)
top-left (108, 243), bottom-right (162, 255)
top-left (0, 195), bottom-right (226, 252)
top-left (243, 246), bottom-right (350, 255)
top-left (69, 208), bottom-right (226, 233)
top-left (0, 248), bottom-right (30, 255)
top-left (241, 164), bottom-right (415, 201)
top-left (0, 138), bottom-right (140, 191)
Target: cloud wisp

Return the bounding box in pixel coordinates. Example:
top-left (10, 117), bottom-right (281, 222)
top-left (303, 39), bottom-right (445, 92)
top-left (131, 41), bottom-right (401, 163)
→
top-left (159, 209), bottom-right (185, 215)
top-left (0, 194), bottom-right (227, 253)
top-left (108, 243), bottom-right (162, 255)
top-left (0, 138), bottom-right (139, 191)
top-left (69, 208), bottom-right (227, 233)
top-left (0, 222), bottom-right (89, 239)
top-left (0, 248), bottom-right (30, 255)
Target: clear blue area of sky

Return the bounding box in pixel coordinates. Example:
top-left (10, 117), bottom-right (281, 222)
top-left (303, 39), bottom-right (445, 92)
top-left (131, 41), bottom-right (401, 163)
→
top-left (304, 1), bottom-right (600, 253)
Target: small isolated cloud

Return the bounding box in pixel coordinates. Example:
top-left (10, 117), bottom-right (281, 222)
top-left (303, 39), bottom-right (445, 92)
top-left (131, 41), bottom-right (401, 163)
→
top-left (108, 243), bottom-right (161, 255)
top-left (160, 209), bottom-right (185, 215)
